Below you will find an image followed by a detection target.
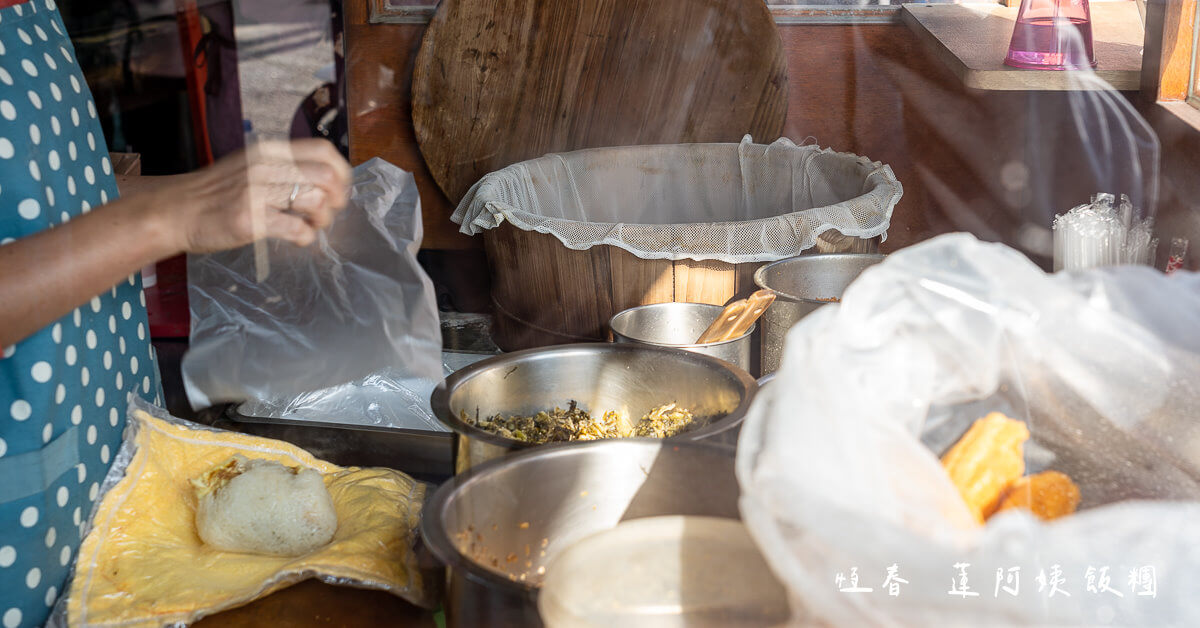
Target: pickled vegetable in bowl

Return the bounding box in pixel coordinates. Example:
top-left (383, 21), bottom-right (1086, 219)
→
top-left (461, 401), bottom-right (695, 444)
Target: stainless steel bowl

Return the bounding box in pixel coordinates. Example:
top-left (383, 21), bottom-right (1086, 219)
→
top-left (430, 343), bottom-right (757, 472)
top-left (754, 253), bottom-right (885, 374)
top-left (421, 439), bottom-right (740, 628)
top-left (609, 302), bottom-right (754, 374)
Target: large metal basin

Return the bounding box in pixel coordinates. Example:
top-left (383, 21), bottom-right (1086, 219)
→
top-left (430, 343), bottom-right (756, 472)
top-left (754, 253), bottom-right (884, 374)
top-left (420, 439), bottom-right (740, 628)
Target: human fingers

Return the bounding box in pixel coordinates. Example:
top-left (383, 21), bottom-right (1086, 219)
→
top-left (265, 208), bottom-right (318, 247)
top-left (294, 160), bottom-right (349, 211)
top-left (287, 138), bottom-right (352, 185)
top-left (287, 186), bottom-right (335, 230)
top-left (255, 139), bottom-right (351, 187)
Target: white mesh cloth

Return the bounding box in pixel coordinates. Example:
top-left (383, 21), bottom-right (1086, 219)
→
top-left (451, 136), bottom-right (903, 263)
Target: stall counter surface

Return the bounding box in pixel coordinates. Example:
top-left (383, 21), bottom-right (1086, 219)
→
top-left (192, 579), bottom-right (436, 627)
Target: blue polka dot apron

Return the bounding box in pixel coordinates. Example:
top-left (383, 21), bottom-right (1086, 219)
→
top-left (0, 2), bottom-right (161, 626)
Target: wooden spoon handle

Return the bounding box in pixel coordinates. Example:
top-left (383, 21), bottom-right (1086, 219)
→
top-left (696, 299), bottom-right (750, 344)
top-left (695, 290), bottom-right (776, 344)
top-left (725, 289), bottom-right (776, 339)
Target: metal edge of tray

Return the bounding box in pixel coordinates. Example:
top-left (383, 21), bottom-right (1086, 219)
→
top-left (224, 405), bottom-right (454, 482)
top-left (225, 403), bottom-right (450, 436)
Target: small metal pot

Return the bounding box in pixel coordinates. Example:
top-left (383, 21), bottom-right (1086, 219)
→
top-left (609, 302), bottom-right (754, 375)
top-left (420, 439), bottom-right (740, 628)
top-left (430, 343), bottom-right (756, 473)
top-left (754, 253), bottom-right (885, 375)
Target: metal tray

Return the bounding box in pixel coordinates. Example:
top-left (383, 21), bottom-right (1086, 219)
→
top-left (223, 349), bottom-right (498, 483)
top-left (224, 404), bottom-right (454, 484)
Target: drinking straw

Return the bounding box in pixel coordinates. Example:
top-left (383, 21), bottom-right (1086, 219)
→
top-left (1052, 194), bottom-right (1159, 271)
top-left (1166, 238), bottom-right (1189, 274)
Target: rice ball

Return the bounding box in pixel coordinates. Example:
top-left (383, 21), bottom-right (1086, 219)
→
top-left (192, 455), bottom-right (338, 556)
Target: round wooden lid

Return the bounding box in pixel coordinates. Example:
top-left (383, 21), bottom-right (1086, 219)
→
top-left (412, 0), bottom-right (789, 204)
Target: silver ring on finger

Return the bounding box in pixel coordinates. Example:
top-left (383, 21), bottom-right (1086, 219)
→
top-left (286, 183), bottom-right (302, 212)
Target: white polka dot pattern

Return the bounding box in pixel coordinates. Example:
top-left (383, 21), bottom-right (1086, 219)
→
top-left (16, 198), bottom-right (37, 219)
top-left (24, 568), bottom-right (39, 589)
top-left (29, 362), bottom-right (50, 382)
top-left (0, 4), bottom-right (161, 626)
top-left (9, 400), bottom-right (30, 421)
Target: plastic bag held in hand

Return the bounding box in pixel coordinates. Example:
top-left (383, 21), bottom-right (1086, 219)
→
top-left (182, 158), bottom-right (443, 408)
top-left (737, 233), bottom-right (1200, 626)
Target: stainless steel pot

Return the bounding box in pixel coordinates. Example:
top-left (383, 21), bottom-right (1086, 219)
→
top-left (430, 343), bottom-right (756, 472)
top-left (754, 253), bottom-right (885, 374)
top-left (420, 439), bottom-right (740, 628)
top-left (609, 302), bottom-right (754, 374)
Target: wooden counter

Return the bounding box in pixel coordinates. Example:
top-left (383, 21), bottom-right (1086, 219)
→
top-left (192, 579), bottom-right (437, 627)
top-left (902, 2), bottom-right (1145, 91)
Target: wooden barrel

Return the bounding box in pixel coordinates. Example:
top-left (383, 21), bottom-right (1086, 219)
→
top-left (483, 224), bottom-right (879, 351)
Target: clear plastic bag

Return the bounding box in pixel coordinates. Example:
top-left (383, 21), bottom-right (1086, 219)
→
top-left (452, 136), bottom-right (903, 263)
top-left (235, 366), bottom-right (445, 431)
top-left (737, 233), bottom-right (1200, 626)
top-left (234, 351), bottom-right (495, 431)
top-left (182, 158), bottom-right (443, 412)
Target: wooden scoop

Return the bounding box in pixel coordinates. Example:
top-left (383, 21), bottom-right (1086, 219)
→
top-left (696, 289), bottom-right (776, 344)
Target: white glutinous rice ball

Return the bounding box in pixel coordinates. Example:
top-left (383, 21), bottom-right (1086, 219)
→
top-left (192, 455), bottom-right (338, 556)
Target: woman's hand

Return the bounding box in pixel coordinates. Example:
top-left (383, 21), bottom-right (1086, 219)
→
top-left (164, 138), bottom-right (353, 253)
top-left (0, 138), bottom-right (353, 347)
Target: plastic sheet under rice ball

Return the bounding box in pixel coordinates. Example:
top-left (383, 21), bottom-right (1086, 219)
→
top-left (58, 402), bottom-right (431, 627)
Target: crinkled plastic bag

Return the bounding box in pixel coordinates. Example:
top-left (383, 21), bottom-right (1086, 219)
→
top-left (48, 397), bottom-right (432, 628)
top-left (234, 352), bottom-right (495, 431)
top-left (183, 158), bottom-right (443, 412)
top-left (235, 366), bottom-right (444, 431)
top-left (452, 136), bottom-right (902, 263)
top-left (737, 233), bottom-right (1200, 626)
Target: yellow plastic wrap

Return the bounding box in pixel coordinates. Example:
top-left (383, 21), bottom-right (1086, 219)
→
top-left (66, 408), bottom-right (429, 627)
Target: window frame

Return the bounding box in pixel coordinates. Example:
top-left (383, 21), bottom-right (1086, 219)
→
top-left (1146, 0), bottom-right (1199, 107)
top-left (1190, 0), bottom-right (1200, 108)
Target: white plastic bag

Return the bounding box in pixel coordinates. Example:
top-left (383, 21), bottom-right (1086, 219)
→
top-left (452, 136), bottom-right (902, 263)
top-left (182, 158), bottom-right (443, 412)
top-left (737, 233), bottom-right (1200, 626)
